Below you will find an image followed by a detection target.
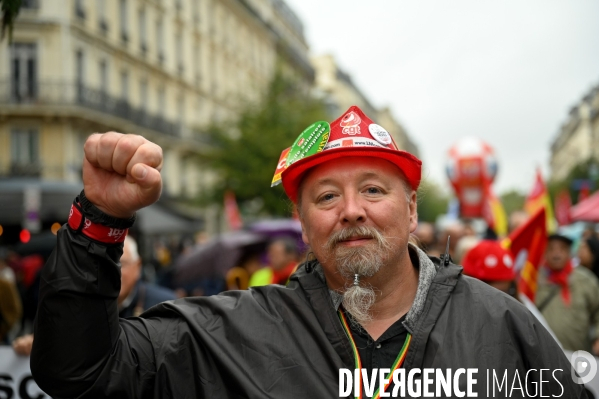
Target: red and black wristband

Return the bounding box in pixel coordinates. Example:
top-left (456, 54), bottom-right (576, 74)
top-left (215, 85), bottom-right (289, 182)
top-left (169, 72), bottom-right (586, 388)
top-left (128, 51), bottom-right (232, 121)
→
top-left (67, 190), bottom-right (136, 244)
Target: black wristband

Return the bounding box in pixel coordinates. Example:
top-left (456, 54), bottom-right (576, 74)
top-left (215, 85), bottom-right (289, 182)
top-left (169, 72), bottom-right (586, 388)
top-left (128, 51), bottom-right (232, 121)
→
top-left (78, 190), bottom-right (136, 229)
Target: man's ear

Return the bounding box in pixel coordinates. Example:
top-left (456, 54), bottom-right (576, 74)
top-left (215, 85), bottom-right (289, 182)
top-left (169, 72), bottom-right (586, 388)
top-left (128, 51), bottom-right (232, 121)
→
top-left (409, 191), bottom-right (418, 233)
top-left (301, 221), bottom-right (309, 245)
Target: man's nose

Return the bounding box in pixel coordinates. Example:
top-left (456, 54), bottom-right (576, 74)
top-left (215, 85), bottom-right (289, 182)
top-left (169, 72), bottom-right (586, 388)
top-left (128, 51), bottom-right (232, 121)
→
top-left (340, 192), bottom-right (366, 224)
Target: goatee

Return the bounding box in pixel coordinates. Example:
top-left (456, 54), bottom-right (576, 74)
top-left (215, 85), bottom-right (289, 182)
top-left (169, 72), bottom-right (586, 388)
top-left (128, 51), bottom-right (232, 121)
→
top-left (324, 226), bottom-right (393, 325)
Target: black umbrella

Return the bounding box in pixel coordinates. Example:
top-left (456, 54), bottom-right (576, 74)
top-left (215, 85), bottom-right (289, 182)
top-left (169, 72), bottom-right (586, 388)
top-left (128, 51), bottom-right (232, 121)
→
top-left (172, 231), bottom-right (268, 288)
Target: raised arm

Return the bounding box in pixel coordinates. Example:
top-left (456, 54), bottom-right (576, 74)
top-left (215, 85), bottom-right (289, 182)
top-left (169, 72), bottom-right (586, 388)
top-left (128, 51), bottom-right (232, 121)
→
top-left (31, 133), bottom-right (163, 397)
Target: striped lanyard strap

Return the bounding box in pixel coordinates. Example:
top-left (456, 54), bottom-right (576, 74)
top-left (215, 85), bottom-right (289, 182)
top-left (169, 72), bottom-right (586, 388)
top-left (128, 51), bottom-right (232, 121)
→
top-left (338, 310), bottom-right (412, 399)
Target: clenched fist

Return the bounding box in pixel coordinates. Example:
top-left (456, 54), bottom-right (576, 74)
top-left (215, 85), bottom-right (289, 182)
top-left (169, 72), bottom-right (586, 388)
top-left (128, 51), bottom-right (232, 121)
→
top-left (83, 132), bottom-right (163, 218)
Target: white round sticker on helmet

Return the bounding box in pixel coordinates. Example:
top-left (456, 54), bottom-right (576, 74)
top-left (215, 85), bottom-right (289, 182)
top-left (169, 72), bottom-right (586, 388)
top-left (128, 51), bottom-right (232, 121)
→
top-left (368, 124), bottom-right (392, 145)
top-left (484, 255), bottom-right (498, 268)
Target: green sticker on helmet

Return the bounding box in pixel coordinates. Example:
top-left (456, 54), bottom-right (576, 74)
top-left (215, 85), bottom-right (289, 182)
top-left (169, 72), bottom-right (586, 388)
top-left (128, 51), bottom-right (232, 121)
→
top-left (286, 121), bottom-right (330, 167)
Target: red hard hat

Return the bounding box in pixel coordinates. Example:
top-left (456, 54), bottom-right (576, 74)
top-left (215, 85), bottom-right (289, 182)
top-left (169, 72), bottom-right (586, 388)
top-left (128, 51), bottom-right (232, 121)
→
top-left (280, 105), bottom-right (422, 203)
top-left (462, 240), bottom-right (516, 281)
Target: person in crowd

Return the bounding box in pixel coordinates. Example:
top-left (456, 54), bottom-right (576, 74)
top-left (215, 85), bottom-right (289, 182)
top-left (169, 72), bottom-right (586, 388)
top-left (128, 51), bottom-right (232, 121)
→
top-left (13, 333), bottom-right (34, 356)
top-left (508, 210), bottom-right (529, 234)
top-left (249, 238), bottom-right (299, 287)
top-left (462, 239), bottom-right (562, 346)
top-left (0, 275), bottom-right (22, 344)
top-left (413, 221), bottom-right (436, 252)
top-left (578, 234), bottom-right (599, 280)
top-left (119, 235), bottom-right (177, 318)
top-left (31, 107), bottom-right (583, 397)
top-left (0, 249), bottom-right (16, 283)
top-left (435, 221), bottom-right (464, 259)
top-left (462, 240), bottom-right (517, 299)
top-left (536, 234), bottom-right (599, 354)
top-left (453, 235), bottom-right (480, 265)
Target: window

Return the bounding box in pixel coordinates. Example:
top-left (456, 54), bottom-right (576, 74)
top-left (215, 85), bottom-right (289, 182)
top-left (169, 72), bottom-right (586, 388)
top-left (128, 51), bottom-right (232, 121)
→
top-left (176, 31), bottom-right (183, 74)
top-left (139, 79), bottom-right (148, 112)
top-left (75, 50), bottom-right (85, 101)
top-left (75, 0), bottom-right (86, 19)
top-left (177, 93), bottom-right (185, 135)
top-left (120, 70), bottom-right (129, 101)
top-left (194, 42), bottom-right (201, 86)
top-left (99, 59), bottom-right (108, 93)
top-left (193, 0), bottom-right (200, 24)
top-left (75, 50), bottom-right (84, 84)
top-left (11, 128), bottom-right (40, 170)
top-left (10, 43), bottom-right (37, 102)
top-left (21, 0), bottom-right (38, 9)
top-left (157, 86), bottom-right (165, 117)
top-left (139, 8), bottom-right (147, 53)
top-left (120, 0), bottom-right (128, 43)
top-left (156, 18), bottom-right (164, 63)
top-left (97, 0), bottom-right (108, 32)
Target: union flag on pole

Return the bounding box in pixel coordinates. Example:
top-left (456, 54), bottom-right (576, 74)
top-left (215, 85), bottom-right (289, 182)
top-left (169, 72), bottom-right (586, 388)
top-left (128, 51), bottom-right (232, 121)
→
top-left (224, 191), bottom-right (243, 230)
top-left (502, 207), bottom-right (547, 302)
top-left (525, 168), bottom-right (556, 233)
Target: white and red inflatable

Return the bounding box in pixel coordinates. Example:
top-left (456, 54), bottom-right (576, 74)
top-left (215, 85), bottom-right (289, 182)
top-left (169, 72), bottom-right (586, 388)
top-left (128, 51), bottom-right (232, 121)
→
top-left (446, 137), bottom-right (498, 219)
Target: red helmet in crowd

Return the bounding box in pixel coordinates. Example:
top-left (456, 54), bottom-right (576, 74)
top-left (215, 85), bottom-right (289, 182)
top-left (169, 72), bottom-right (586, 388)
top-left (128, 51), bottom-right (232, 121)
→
top-left (462, 240), bottom-right (516, 281)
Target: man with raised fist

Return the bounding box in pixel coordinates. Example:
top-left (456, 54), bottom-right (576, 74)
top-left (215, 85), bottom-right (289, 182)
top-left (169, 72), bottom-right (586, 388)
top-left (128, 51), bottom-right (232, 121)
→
top-left (31, 109), bottom-right (584, 398)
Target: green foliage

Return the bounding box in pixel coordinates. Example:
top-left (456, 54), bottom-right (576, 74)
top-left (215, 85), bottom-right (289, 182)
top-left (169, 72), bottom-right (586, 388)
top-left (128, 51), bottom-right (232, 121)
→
top-left (202, 69), bottom-right (329, 217)
top-left (1, 0), bottom-right (21, 42)
top-left (500, 189), bottom-right (526, 216)
top-left (417, 178), bottom-right (450, 222)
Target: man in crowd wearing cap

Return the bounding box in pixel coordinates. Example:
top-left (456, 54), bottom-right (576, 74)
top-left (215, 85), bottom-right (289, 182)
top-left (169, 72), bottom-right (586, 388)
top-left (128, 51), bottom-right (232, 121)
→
top-left (462, 239), bottom-right (561, 345)
top-left (536, 233), bottom-right (599, 354)
top-left (462, 239), bottom-right (517, 299)
top-left (31, 106), bottom-right (582, 398)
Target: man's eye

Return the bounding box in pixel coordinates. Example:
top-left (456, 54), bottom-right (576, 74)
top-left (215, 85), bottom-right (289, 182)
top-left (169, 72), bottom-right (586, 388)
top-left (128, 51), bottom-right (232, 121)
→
top-left (319, 193), bottom-right (335, 202)
top-left (365, 187), bottom-right (381, 194)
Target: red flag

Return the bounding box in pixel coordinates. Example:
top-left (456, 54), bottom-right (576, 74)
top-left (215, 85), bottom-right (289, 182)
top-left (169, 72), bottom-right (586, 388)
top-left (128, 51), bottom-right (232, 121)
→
top-left (525, 168), bottom-right (556, 233)
top-left (502, 207), bottom-right (547, 302)
top-left (224, 191), bottom-right (243, 230)
top-left (555, 190), bottom-right (571, 226)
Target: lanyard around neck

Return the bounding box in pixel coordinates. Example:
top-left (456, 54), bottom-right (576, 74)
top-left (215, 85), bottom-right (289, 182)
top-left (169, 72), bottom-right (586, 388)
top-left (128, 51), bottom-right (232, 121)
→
top-left (338, 310), bottom-right (412, 399)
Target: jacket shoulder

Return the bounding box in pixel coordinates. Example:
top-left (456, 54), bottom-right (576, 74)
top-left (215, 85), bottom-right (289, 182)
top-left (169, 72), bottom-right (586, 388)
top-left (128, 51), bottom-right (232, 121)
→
top-left (454, 274), bottom-right (535, 321)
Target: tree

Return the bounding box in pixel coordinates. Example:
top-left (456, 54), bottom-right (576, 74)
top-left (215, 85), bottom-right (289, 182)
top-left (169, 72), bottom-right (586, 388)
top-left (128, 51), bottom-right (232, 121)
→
top-left (417, 179), bottom-right (450, 223)
top-left (1, 0), bottom-right (21, 42)
top-left (202, 68), bottom-right (329, 217)
top-left (500, 189), bottom-right (526, 216)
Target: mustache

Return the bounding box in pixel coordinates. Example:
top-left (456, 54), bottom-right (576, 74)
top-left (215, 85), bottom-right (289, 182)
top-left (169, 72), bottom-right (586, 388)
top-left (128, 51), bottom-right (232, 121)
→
top-left (324, 226), bottom-right (388, 251)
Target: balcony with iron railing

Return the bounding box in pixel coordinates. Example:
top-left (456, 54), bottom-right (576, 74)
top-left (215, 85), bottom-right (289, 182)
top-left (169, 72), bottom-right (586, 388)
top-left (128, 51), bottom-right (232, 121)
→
top-left (0, 80), bottom-right (199, 141)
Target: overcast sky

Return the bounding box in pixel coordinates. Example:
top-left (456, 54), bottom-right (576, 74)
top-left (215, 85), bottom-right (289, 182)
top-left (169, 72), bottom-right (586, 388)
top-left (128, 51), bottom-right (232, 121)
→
top-left (285, 0), bottom-right (599, 194)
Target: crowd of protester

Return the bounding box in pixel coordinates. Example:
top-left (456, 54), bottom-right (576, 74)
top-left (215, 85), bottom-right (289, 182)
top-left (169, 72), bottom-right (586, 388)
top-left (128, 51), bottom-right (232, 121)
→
top-left (2, 211), bottom-right (599, 359)
top-left (0, 230), bottom-right (303, 356)
top-left (413, 213), bottom-right (599, 355)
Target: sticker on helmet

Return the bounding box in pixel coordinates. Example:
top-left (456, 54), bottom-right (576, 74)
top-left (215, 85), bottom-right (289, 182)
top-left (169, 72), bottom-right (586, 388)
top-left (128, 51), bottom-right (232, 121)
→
top-left (340, 111), bottom-right (361, 135)
top-left (285, 121), bottom-right (330, 167)
top-left (271, 147), bottom-right (291, 187)
top-left (368, 123), bottom-right (392, 145)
